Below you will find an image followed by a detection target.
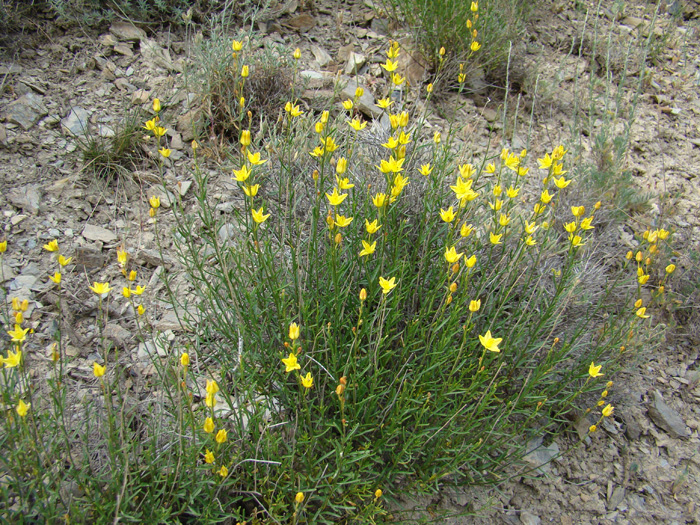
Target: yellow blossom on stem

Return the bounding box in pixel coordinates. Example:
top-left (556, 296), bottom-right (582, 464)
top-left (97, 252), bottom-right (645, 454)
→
top-left (282, 352), bottom-right (301, 373)
top-left (180, 353), bottom-right (190, 367)
top-left (293, 47), bottom-right (301, 59)
top-left (7, 324), bottom-right (29, 342)
top-left (419, 164), bottom-right (433, 176)
top-left (439, 206), bottom-right (456, 223)
top-left (349, 118), bottom-right (366, 131)
top-left (372, 193), bottom-right (387, 208)
top-left (335, 215), bottom-right (353, 228)
top-left (240, 130), bottom-right (251, 147)
top-left (159, 147), bottom-right (171, 158)
top-left (4, 348), bottom-right (21, 368)
top-left (635, 307), bottom-right (650, 319)
top-left (233, 165), bottom-right (251, 182)
top-left (204, 449), bottom-right (215, 463)
top-left (218, 465), bottom-right (228, 477)
top-left (93, 362), bottom-right (106, 377)
top-left (243, 184), bottom-right (260, 197)
top-left (152, 98), bottom-right (161, 113)
top-left (379, 276), bottom-right (398, 295)
top-left (0, 240), bottom-right (6, 252)
top-left (247, 150), bottom-right (267, 165)
top-left (204, 417), bottom-right (215, 433)
top-left (602, 404), bottom-right (614, 417)
top-left (49, 272), bottom-right (61, 284)
top-left (241, 65), bottom-right (249, 77)
top-left (489, 232), bottom-right (503, 245)
top-left (295, 492), bottom-right (305, 504)
top-left (17, 399), bottom-right (30, 417)
top-left (232, 40), bottom-right (242, 52)
top-left (460, 223), bottom-right (474, 238)
top-left (252, 207), bottom-right (270, 224)
top-left (571, 206), bottom-right (585, 218)
top-left (359, 240), bottom-right (377, 257)
top-left (289, 323), bottom-right (300, 341)
top-left (90, 282), bottom-right (111, 295)
top-left (365, 219), bottom-right (381, 234)
top-left (326, 188), bottom-right (348, 206)
top-left (137, 304), bottom-right (145, 315)
top-left (588, 362), bottom-right (603, 378)
top-left (43, 239), bottom-right (59, 252)
top-left (469, 299), bottom-right (481, 312)
top-left (444, 246), bottom-right (463, 264)
top-left (215, 429), bottom-right (227, 443)
top-left (470, 41), bottom-right (481, 52)
top-left (666, 264), bottom-right (676, 274)
top-left (301, 372), bottom-right (313, 389)
top-left (465, 254), bottom-right (477, 268)
top-left (479, 330), bottom-right (502, 353)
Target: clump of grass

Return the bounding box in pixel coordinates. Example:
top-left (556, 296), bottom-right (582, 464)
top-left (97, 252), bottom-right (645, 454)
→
top-left (0, 27), bottom-right (676, 525)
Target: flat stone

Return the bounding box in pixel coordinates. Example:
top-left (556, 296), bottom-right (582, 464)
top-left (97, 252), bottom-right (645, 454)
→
top-left (131, 89), bottom-right (150, 104)
top-left (61, 107), bottom-right (90, 137)
top-left (340, 78), bottom-right (382, 119)
top-left (109, 21), bottom-right (147, 42)
top-left (647, 390), bottom-right (689, 438)
top-left (104, 323), bottom-right (132, 347)
top-left (82, 224), bottom-right (118, 243)
top-left (522, 436), bottom-right (559, 475)
top-left (310, 44), bottom-right (332, 67)
top-left (8, 184), bottom-right (42, 215)
top-left (344, 51), bottom-right (366, 75)
top-left (113, 43), bottom-right (134, 57)
top-left (520, 511), bottom-right (541, 525)
top-left (608, 486), bottom-right (626, 511)
top-left (5, 93), bottom-right (48, 130)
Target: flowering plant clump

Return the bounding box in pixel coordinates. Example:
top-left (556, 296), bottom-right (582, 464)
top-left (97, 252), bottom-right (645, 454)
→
top-left (0, 35), bottom-right (671, 524)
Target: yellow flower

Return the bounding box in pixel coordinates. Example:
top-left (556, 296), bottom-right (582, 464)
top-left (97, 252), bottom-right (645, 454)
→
top-left (479, 330), bottom-right (502, 353)
top-left (506, 186), bottom-right (520, 199)
top-left (131, 285), bottom-right (146, 295)
top-left (282, 352), bottom-right (301, 373)
top-left (204, 449), bottom-right (215, 463)
top-left (635, 307), bottom-right (650, 319)
top-left (232, 40), bottom-right (242, 52)
top-left (533, 203), bottom-right (546, 215)
top-left (293, 47), bottom-right (301, 59)
top-left (372, 193), bottom-right (387, 208)
top-left (0, 240), bottom-right (6, 252)
top-left (439, 206), bottom-right (456, 223)
top-left (342, 99), bottom-right (354, 111)
top-left (152, 98), bottom-right (161, 113)
top-left (247, 150), bottom-right (267, 165)
top-left (460, 223), bottom-right (474, 238)
top-left (252, 207), bottom-right (270, 224)
top-left (233, 165), bottom-right (251, 182)
top-left (180, 353), bottom-right (190, 367)
top-left (377, 98), bottom-right (393, 109)
top-left (289, 322), bottom-right (300, 341)
top-left (588, 362), bottom-right (603, 378)
top-left (359, 288), bottom-right (367, 301)
top-left (381, 58), bottom-right (398, 72)
top-left (204, 417), bottom-right (215, 433)
top-left (564, 222), bottom-right (577, 234)
top-left (377, 156), bottom-right (405, 174)
top-left (365, 219), bottom-right (381, 234)
top-left (143, 118), bottom-right (157, 132)
top-left (433, 131), bottom-right (441, 144)
top-left (218, 465), bottom-right (228, 477)
top-left (378, 276), bottom-right (397, 295)
top-left (419, 164), bottom-right (433, 176)
top-left (295, 492), bottom-right (305, 504)
top-left (128, 270), bottom-right (137, 281)
top-left (16, 399), bottom-right (30, 417)
top-left (205, 392), bottom-right (217, 408)
top-left (359, 240), bottom-right (377, 257)
top-left (4, 348), bottom-right (21, 368)
top-left (284, 101), bottom-right (303, 117)
top-left (589, 425), bottom-right (597, 433)
top-left (498, 214), bottom-right (510, 227)
top-left (90, 282), bottom-right (111, 295)
top-left (444, 246), bottom-right (463, 264)
top-left (93, 362), bottom-right (106, 377)
top-left (43, 239), bottom-right (59, 252)
top-left (153, 126), bottom-right (167, 137)
top-left (538, 153), bottom-right (553, 169)
top-left (49, 272), bottom-right (61, 284)
top-left (243, 184), bottom-right (260, 197)
top-left (137, 304), bottom-right (145, 315)
top-left (215, 429), bottom-right (227, 444)
top-left (571, 205), bottom-right (585, 218)
top-left (465, 254), bottom-right (477, 268)
top-left (382, 136), bottom-right (399, 150)
top-left (7, 324), bottom-right (29, 342)
top-left (524, 236), bottom-right (537, 246)
top-left (159, 147), bottom-right (171, 158)
top-left (326, 188), bottom-right (348, 206)
top-left (471, 1), bottom-right (478, 11)
top-left (568, 234), bottom-right (584, 248)
top-left (552, 145), bottom-right (567, 160)
top-left (489, 199), bottom-right (503, 211)
top-left (335, 157), bottom-right (349, 176)
top-left (149, 196), bottom-right (161, 209)
top-left (666, 264), bottom-right (676, 274)
top-left (469, 299), bottom-right (481, 312)
top-left (241, 65), bottom-right (249, 77)
top-left (489, 232), bottom-right (503, 245)
top-left (335, 215), bottom-right (353, 228)
top-left (391, 72), bottom-right (405, 86)
top-left (470, 41), bottom-right (481, 52)
top-left (240, 130), bottom-right (251, 147)
top-left (540, 190), bottom-right (553, 204)
top-left (301, 372), bottom-right (313, 389)
top-left (349, 118), bottom-right (366, 131)
top-left (375, 489), bottom-right (383, 499)
top-left (206, 379), bottom-right (219, 396)
top-left (580, 217), bottom-right (594, 230)
top-left (638, 274), bottom-right (649, 285)
top-left (601, 404), bottom-right (614, 417)
top-left (426, 83), bottom-right (433, 93)
top-left (553, 176), bottom-right (571, 189)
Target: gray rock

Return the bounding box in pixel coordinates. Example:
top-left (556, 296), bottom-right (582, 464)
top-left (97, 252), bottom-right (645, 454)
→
top-left (113, 43), bottom-right (134, 57)
top-left (61, 107), bottom-right (90, 137)
top-left (340, 78), bottom-right (382, 119)
top-left (520, 511), bottom-right (541, 525)
top-left (647, 390), bottom-right (689, 438)
top-left (5, 93), bottom-right (48, 130)
top-left (104, 323), bottom-right (132, 347)
top-left (522, 436), bottom-right (559, 474)
top-left (344, 51), bottom-right (366, 75)
top-left (8, 184), bottom-right (42, 214)
top-left (608, 486), bottom-right (626, 510)
top-left (109, 21), bottom-right (147, 42)
top-left (82, 224), bottom-right (118, 243)
top-left (310, 45), bottom-right (332, 67)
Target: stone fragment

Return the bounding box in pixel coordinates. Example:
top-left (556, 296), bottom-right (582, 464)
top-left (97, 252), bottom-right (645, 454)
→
top-left (61, 107), bottom-right (90, 137)
top-left (113, 43), bottom-right (134, 57)
top-left (109, 21), bottom-right (147, 42)
top-left (344, 51), bottom-right (366, 74)
top-left (82, 224), bottom-right (118, 243)
top-left (647, 390), bottom-right (689, 438)
top-left (520, 511), bottom-right (541, 525)
top-left (310, 45), bottom-right (332, 67)
top-left (131, 89), bottom-right (150, 104)
top-left (5, 93), bottom-right (48, 130)
top-left (141, 38), bottom-right (181, 72)
top-left (608, 486), bottom-right (626, 511)
top-left (8, 184), bottom-right (42, 215)
top-left (104, 323), bottom-right (132, 347)
top-left (522, 436), bottom-right (559, 474)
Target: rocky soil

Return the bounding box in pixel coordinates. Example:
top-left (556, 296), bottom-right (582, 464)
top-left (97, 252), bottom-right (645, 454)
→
top-left (1, 0), bottom-right (699, 523)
